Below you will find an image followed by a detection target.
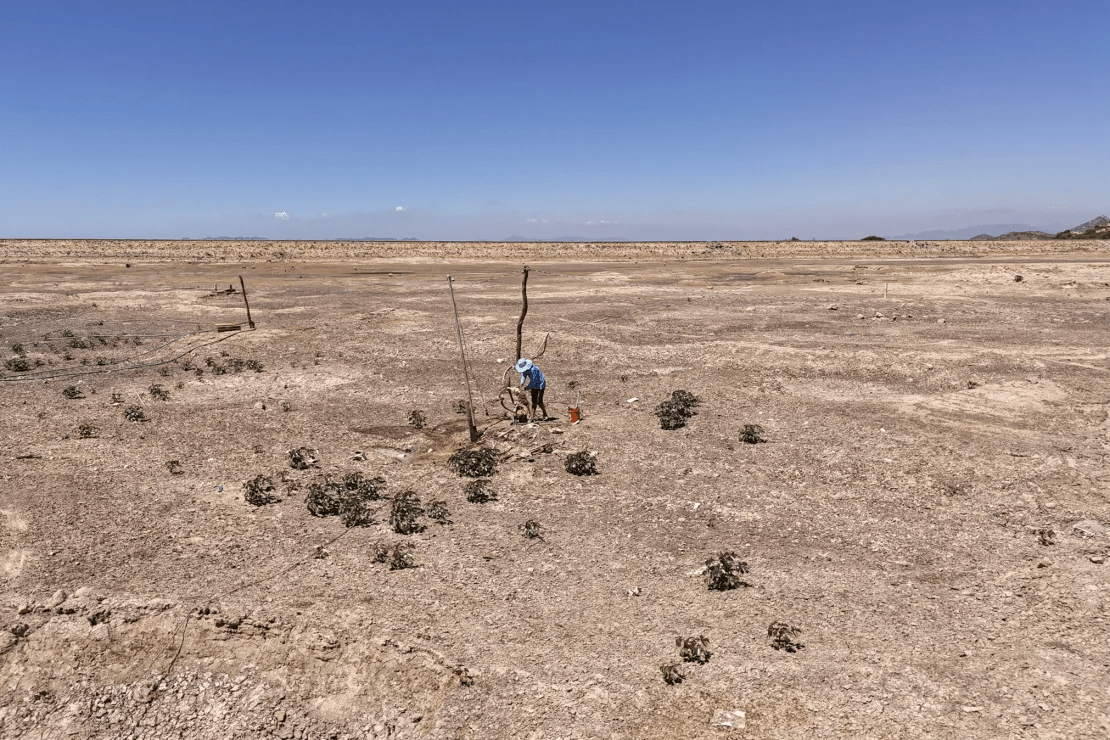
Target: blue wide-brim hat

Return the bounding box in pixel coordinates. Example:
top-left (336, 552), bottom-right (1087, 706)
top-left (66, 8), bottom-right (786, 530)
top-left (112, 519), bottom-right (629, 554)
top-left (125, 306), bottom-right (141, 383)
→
top-left (515, 359), bottom-right (533, 373)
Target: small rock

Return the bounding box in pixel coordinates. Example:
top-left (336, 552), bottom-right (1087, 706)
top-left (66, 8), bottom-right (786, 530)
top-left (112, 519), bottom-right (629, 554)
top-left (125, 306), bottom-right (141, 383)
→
top-left (856, 314), bottom-right (865, 320)
top-left (962, 706), bottom-right (983, 713)
top-left (48, 590), bottom-right (67, 608)
top-left (627, 587), bottom-right (641, 597)
top-left (710, 709), bottom-right (746, 730)
top-left (1073, 519), bottom-right (1107, 538)
top-left (1037, 559), bottom-right (1053, 568)
top-left (827, 305), bottom-right (838, 310)
top-left (874, 312), bottom-right (884, 318)
top-left (1090, 555), bottom-right (1105, 564)
top-left (937, 318), bottom-right (946, 324)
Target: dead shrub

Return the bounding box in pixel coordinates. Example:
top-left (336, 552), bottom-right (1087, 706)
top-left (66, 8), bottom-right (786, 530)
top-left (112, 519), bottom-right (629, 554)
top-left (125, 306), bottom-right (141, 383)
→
top-left (739, 424), bottom-right (766, 444)
top-left (428, 500), bottom-right (451, 525)
top-left (244, 475), bottom-right (280, 506)
top-left (5, 357), bottom-right (32, 373)
top-left (465, 479), bottom-right (496, 503)
top-left (343, 472), bottom-right (385, 500)
top-left (1036, 528), bottom-right (1056, 546)
top-left (390, 490), bottom-right (425, 534)
top-left (148, 384), bottom-right (170, 401)
top-left (449, 447), bottom-right (497, 478)
top-left (388, 544), bottom-right (416, 570)
top-left (306, 481), bottom-right (342, 517)
top-left (768, 621), bottom-right (804, 652)
top-left (408, 410), bottom-right (426, 429)
top-left (77, 424), bottom-right (98, 439)
top-left (705, 551), bottom-right (750, 591)
top-left (166, 460), bottom-right (183, 475)
top-left (565, 451), bottom-right (598, 476)
top-left (520, 519), bottom-right (544, 540)
top-left (123, 405), bottom-right (146, 422)
top-left (677, 635), bottom-right (712, 664)
top-left (660, 663), bottom-right (685, 685)
top-left (289, 447), bottom-right (318, 469)
top-left (62, 386), bottom-right (84, 399)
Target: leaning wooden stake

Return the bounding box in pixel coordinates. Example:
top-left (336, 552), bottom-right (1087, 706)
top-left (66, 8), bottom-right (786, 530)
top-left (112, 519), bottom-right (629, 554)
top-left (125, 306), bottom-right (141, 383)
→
top-left (447, 276), bottom-right (480, 443)
top-left (515, 265), bottom-right (530, 362)
top-left (238, 275), bottom-right (255, 329)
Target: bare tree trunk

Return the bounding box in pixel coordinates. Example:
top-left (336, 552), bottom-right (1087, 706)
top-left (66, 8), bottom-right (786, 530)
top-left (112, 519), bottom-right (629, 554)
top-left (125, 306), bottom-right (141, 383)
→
top-left (515, 265), bottom-right (530, 363)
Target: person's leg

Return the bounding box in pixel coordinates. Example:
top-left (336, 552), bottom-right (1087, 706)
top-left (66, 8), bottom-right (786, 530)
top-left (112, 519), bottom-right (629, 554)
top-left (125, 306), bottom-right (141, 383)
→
top-left (530, 388), bottom-right (541, 420)
top-left (536, 388), bottom-right (547, 420)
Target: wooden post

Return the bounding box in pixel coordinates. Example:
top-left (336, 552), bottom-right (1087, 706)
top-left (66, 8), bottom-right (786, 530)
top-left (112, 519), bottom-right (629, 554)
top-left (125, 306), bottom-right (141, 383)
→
top-left (515, 265), bottom-right (530, 362)
top-left (447, 276), bottom-right (480, 443)
top-left (238, 275), bottom-right (255, 329)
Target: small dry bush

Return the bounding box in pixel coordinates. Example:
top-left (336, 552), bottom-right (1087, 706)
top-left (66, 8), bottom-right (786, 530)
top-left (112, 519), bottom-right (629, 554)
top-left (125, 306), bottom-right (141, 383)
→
top-left (390, 490), bottom-right (425, 534)
top-left (655, 390), bottom-right (699, 430)
top-left (5, 357), bottom-right (32, 373)
top-left (449, 447), bottom-right (497, 478)
top-left (739, 424), bottom-right (766, 444)
top-left (374, 542), bottom-right (416, 570)
top-left (123, 405), bottom-right (146, 422)
top-left (62, 386), bottom-right (84, 399)
top-left (705, 550), bottom-right (749, 591)
top-left (768, 621), bottom-right (804, 652)
top-left (520, 519), bottom-right (544, 540)
top-left (306, 481), bottom-right (342, 517)
top-left (77, 424), bottom-right (98, 438)
top-left (428, 500), bottom-right (451, 525)
top-left (339, 496), bottom-right (374, 527)
top-left (289, 447), bottom-right (318, 469)
top-left (565, 451), bottom-right (598, 476)
top-left (677, 635), bottom-right (712, 664)
top-left (148, 384), bottom-right (170, 401)
top-left (1036, 527), bottom-right (1056, 546)
top-left (166, 460), bottom-right (183, 475)
top-left (343, 472), bottom-right (385, 500)
top-left (244, 475), bottom-right (280, 506)
top-left (465, 479), bottom-right (496, 503)
top-left (660, 663), bottom-right (685, 685)
top-left (408, 410), bottom-right (426, 429)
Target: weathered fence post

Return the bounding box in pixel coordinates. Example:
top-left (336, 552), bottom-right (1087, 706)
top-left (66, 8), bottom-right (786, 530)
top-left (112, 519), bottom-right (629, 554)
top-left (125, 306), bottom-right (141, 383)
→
top-left (447, 276), bottom-right (480, 443)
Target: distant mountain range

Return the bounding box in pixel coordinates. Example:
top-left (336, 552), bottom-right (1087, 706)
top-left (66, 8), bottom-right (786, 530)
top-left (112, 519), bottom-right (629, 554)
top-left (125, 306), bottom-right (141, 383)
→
top-left (890, 224), bottom-right (1046, 240)
top-left (892, 215), bottom-right (1108, 241)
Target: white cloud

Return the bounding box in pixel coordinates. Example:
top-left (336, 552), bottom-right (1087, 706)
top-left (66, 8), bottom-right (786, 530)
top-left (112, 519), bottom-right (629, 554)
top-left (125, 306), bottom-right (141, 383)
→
top-left (274, 211), bottom-right (290, 221)
top-left (395, 206), bottom-right (404, 211)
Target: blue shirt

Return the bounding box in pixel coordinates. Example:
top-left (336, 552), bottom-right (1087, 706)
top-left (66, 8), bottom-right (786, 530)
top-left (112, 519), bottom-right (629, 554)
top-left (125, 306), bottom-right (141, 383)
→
top-left (520, 365), bottom-right (546, 389)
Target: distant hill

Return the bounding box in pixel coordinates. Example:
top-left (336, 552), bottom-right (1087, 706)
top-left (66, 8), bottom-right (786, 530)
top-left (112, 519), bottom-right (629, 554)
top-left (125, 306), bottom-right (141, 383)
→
top-left (891, 224), bottom-right (1041, 240)
top-left (969, 230), bottom-right (1053, 241)
top-left (969, 215), bottom-right (1109, 241)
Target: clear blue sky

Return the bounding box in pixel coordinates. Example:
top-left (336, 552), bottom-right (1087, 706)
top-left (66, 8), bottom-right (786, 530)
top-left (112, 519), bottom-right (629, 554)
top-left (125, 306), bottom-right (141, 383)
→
top-left (2, 0), bottom-right (1106, 240)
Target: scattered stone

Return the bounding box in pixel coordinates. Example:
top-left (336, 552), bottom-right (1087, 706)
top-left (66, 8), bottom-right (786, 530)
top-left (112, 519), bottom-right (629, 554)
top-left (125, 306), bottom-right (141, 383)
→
top-left (1089, 555), bottom-right (1105, 564)
top-left (48, 590), bottom-right (67, 609)
top-left (1073, 519), bottom-right (1107, 538)
top-left (710, 709), bottom-right (746, 730)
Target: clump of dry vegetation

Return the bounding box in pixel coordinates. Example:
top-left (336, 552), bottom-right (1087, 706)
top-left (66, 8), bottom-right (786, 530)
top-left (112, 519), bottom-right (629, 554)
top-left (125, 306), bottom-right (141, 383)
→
top-left (77, 424), bottom-right (98, 439)
top-left (1036, 527), bottom-right (1056, 546)
top-left (464, 479), bottom-right (496, 503)
top-left (656, 389), bottom-right (700, 430)
top-left (289, 447), bottom-right (318, 470)
top-left (203, 356), bottom-right (264, 374)
top-left (148, 384), bottom-right (170, 400)
top-left (339, 496), bottom-right (374, 527)
top-left (342, 472), bottom-right (385, 500)
top-left (768, 621), bottom-right (804, 652)
top-left (660, 663), bottom-right (685, 686)
top-left (705, 551), bottom-right (750, 591)
top-left (62, 386), bottom-right (84, 399)
top-left (306, 481), bottom-right (342, 517)
top-left (519, 519), bottom-right (544, 540)
top-left (449, 447), bottom-right (497, 478)
top-left (565, 451), bottom-right (598, 476)
top-left (408, 410), bottom-right (426, 429)
top-left (428, 500), bottom-right (451, 525)
top-left (166, 460), bottom-right (183, 475)
top-left (123, 405), bottom-right (146, 422)
top-left (739, 424), bottom-right (767, 444)
top-left (390, 491), bottom-right (425, 534)
top-left (677, 635), bottom-right (712, 664)
top-left (5, 357), bottom-right (32, 373)
top-left (244, 475), bottom-right (280, 506)
top-left (375, 542), bottom-right (416, 570)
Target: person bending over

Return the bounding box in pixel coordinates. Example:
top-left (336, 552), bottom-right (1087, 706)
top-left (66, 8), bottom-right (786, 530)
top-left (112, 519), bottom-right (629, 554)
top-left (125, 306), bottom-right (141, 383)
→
top-left (514, 358), bottom-right (548, 421)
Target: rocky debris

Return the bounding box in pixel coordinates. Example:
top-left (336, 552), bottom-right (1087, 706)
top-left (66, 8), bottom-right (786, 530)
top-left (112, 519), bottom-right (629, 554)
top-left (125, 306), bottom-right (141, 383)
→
top-left (449, 447), bottom-right (498, 478)
top-left (565, 451), bottom-right (598, 476)
top-left (677, 635), bottom-right (712, 664)
top-left (1072, 519), bottom-right (1107, 538)
top-left (710, 709), bottom-right (747, 730)
top-left (705, 551), bottom-right (750, 591)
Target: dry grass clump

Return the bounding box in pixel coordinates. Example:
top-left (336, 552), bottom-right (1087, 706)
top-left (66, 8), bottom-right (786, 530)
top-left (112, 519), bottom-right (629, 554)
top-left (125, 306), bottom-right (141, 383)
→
top-left (519, 519), bottom-right (544, 540)
top-left (656, 389), bottom-right (700, 430)
top-left (375, 542), bottom-right (416, 570)
top-left (390, 490), bottom-right (425, 534)
top-left (62, 386), bottom-right (84, 399)
top-left (123, 405), bottom-right (146, 422)
top-left (148, 384), bottom-right (170, 401)
top-left (768, 621), bottom-right (804, 652)
top-left (449, 447), bottom-right (497, 478)
top-left (427, 500), bottom-right (451, 525)
top-left (77, 424), bottom-right (98, 439)
top-left (289, 447), bottom-right (318, 470)
top-left (465, 479), bottom-right (496, 503)
top-left (244, 475), bottom-right (280, 506)
top-left (739, 424), bottom-right (766, 444)
top-left (705, 551), bottom-right (750, 591)
top-left (565, 451), bottom-right (598, 476)
top-left (677, 635), bottom-right (712, 664)
top-left (408, 410), bottom-right (426, 429)
top-left (660, 663), bottom-right (685, 685)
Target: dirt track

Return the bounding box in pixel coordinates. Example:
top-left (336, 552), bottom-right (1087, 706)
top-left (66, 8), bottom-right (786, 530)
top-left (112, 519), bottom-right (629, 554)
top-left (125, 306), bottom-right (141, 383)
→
top-left (2, 240), bottom-right (1109, 739)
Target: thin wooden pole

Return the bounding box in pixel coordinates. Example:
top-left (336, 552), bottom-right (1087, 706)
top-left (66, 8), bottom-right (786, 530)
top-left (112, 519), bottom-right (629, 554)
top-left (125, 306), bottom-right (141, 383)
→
top-left (238, 275), bottom-right (255, 329)
top-left (515, 265), bottom-right (530, 362)
top-left (447, 276), bottom-right (480, 442)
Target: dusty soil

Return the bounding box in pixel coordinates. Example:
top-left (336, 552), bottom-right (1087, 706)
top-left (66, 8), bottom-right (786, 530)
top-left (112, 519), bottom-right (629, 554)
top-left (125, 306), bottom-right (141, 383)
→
top-left (2, 240), bottom-right (1109, 739)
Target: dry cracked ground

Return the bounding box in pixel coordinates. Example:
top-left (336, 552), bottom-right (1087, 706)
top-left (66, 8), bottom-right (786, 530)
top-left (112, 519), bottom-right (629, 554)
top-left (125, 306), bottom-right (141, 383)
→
top-left (2, 239), bottom-right (1109, 739)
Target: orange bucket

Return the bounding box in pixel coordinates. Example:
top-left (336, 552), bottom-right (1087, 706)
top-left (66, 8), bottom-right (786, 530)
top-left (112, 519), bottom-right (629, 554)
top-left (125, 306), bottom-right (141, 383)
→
top-left (569, 408), bottom-right (581, 422)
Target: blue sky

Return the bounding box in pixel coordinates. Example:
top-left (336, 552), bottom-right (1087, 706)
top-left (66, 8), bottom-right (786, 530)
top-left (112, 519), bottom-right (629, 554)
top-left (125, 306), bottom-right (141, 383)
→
top-left (1, 0), bottom-right (1106, 240)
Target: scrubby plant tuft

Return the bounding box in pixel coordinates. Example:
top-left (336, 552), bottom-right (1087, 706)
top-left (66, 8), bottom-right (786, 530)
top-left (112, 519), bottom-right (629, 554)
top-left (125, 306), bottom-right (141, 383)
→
top-left (520, 519), bottom-right (544, 540)
top-left (465, 479), bottom-right (496, 503)
top-left (739, 424), bottom-right (766, 444)
top-left (306, 481), bottom-right (342, 517)
top-left (244, 475), bottom-right (280, 506)
top-left (705, 550), bottom-right (749, 591)
top-left (449, 447), bottom-right (497, 478)
top-left (388, 543), bottom-right (416, 570)
top-left (77, 424), bottom-right (98, 438)
top-left (166, 460), bottom-right (183, 475)
top-left (677, 635), bottom-right (712, 664)
top-left (390, 490), bottom-right (425, 534)
top-left (343, 472), bottom-right (384, 500)
top-left (565, 451), bottom-right (598, 476)
top-left (768, 621), bottom-right (804, 652)
top-left (655, 390), bottom-right (699, 430)
top-left (123, 405), bottom-right (146, 422)
top-left (5, 357), bottom-right (32, 373)
top-left (408, 410), bottom-right (426, 429)
top-left (428, 500), bottom-right (451, 525)
top-left (62, 386), bottom-right (85, 399)
top-left (660, 663), bottom-right (685, 685)
top-left (289, 447), bottom-right (318, 469)
top-left (148, 384), bottom-right (170, 401)
top-left (339, 496), bottom-right (374, 527)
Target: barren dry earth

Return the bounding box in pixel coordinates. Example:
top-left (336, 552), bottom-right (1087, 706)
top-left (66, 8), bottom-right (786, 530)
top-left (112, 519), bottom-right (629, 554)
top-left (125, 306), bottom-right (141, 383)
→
top-left (2, 239), bottom-right (1110, 739)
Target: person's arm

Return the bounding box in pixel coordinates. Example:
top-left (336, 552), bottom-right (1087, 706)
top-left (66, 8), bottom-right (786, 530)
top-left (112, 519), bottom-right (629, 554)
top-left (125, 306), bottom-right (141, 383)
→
top-left (520, 372), bottom-right (530, 388)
